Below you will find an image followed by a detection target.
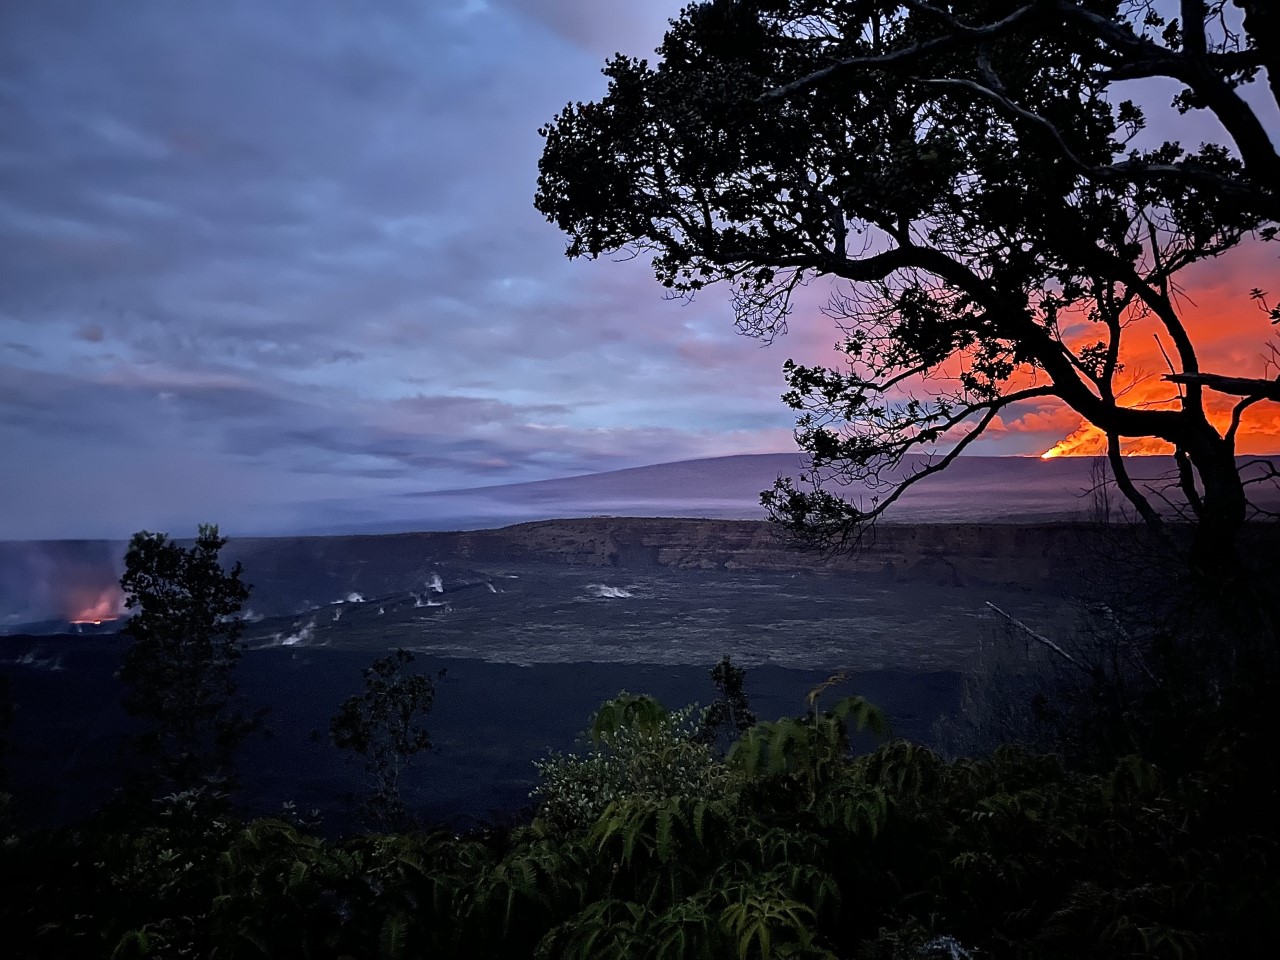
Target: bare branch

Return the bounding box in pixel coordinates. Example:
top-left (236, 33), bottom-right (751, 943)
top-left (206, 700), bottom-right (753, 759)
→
top-left (833, 385), bottom-right (1056, 524)
top-left (1107, 431), bottom-right (1165, 529)
top-left (985, 602), bottom-right (1090, 674)
top-left (1164, 371), bottom-right (1280, 401)
top-left (1227, 394), bottom-right (1266, 447)
top-left (1175, 448), bottom-right (1206, 518)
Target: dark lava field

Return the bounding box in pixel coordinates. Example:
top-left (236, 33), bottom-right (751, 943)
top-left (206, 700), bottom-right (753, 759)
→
top-left (1, 518), bottom-right (1121, 829)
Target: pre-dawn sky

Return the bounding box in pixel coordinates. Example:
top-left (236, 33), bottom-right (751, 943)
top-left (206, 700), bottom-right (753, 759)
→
top-left (1, 0), bottom-right (1277, 539)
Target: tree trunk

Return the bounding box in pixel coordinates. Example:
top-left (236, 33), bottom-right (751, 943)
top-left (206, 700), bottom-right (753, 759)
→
top-left (1185, 431), bottom-right (1248, 577)
top-left (1233, 1), bottom-right (1280, 116)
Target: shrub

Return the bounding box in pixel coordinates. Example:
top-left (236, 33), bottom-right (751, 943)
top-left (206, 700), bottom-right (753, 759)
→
top-left (531, 694), bottom-right (739, 833)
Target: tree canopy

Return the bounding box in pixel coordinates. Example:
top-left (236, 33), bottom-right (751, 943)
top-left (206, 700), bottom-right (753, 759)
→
top-left (535, 0), bottom-right (1279, 571)
top-left (118, 524), bottom-right (255, 799)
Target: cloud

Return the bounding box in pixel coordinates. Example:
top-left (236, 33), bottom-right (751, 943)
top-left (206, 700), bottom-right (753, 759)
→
top-left (489, 1), bottom-right (675, 57)
top-left (992, 406), bottom-right (1086, 437)
top-left (0, 0), bottom-right (1274, 536)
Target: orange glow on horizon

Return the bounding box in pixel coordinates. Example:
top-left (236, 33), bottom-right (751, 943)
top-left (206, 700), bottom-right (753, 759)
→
top-left (805, 240), bottom-right (1280, 459)
top-left (1037, 423), bottom-right (1176, 460)
top-left (67, 588), bottom-right (124, 625)
top-left (1033, 380), bottom-right (1280, 459)
top-left (1017, 240), bottom-right (1280, 458)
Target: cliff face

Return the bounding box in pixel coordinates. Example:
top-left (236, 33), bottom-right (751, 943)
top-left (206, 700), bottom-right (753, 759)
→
top-left (446, 517), bottom-right (1126, 589)
top-left (2, 517), bottom-right (1181, 629)
top-left (224, 517), bottom-right (1150, 598)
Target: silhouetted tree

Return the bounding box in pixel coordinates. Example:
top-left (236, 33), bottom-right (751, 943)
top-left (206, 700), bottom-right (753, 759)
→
top-left (330, 649), bottom-right (443, 828)
top-left (536, 0), bottom-right (1279, 574)
top-left (697, 655), bottom-right (756, 751)
top-left (118, 524), bottom-right (256, 804)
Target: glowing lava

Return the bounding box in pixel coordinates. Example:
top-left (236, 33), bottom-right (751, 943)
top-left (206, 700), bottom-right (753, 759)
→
top-left (1039, 423), bottom-right (1107, 459)
top-left (1039, 422), bottom-right (1183, 460)
top-left (67, 588), bottom-right (125, 625)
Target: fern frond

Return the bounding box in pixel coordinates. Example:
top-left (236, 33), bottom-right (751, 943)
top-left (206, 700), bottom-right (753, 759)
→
top-left (657, 805), bottom-right (675, 863)
top-left (378, 913), bottom-right (408, 960)
top-left (828, 695), bottom-right (890, 738)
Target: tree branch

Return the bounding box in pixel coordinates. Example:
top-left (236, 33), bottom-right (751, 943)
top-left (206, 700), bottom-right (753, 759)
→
top-left (855, 243), bottom-right (1191, 444)
top-left (1164, 371), bottom-right (1280, 401)
top-left (918, 76), bottom-right (1280, 221)
top-left (1056, 0), bottom-right (1280, 192)
top-left (1107, 430), bottom-right (1165, 528)
top-left (1226, 394), bottom-right (1265, 448)
top-left (842, 385), bottom-right (1056, 524)
top-left (1233, 0), bottom-right (1280, 107)
top-left (760, 3), bottom-right (1042, 101)
top-left (985, 602), bottom-right (1090, 674)
top-left (767, 0), bottom-right (1279, 218)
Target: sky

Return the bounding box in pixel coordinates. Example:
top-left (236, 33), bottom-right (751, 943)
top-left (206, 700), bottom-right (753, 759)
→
top-left (1, 0), bottom-right (1277, 539)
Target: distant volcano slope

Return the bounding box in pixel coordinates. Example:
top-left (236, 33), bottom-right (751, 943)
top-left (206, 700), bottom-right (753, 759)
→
top-left (337, 453), bottom-right (1280, 536)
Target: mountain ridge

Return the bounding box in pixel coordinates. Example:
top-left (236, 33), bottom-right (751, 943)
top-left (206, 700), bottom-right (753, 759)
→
top-left (326, 452), bottom-right (1280, 535)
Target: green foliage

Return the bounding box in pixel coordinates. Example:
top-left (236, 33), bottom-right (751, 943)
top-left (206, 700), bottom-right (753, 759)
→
top-left (729, 696), bottom-right (888, 795)
top-left (209, 817), bottom-right (356, 957)
top-left (718, 886), bottom-right (828, 960)
top-left (4, 676), bottom-right (1276, 959)
top-left (590, 691), bottom-right (669, 745)
top-left (533, 694), bottom-right (738, 833)
top-left (329, 648), bottom-right (443, 829)
top-left (117, 524), bottom-right (257, 803)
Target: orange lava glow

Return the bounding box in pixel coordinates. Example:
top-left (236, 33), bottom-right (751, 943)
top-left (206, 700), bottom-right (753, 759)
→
top-left (1035, 380), bottom-right (1280, 459)
top-left (1039, 423), bottom-right (1173, 459)
top-left (67, 588), bottom-right (124, 625)
top-left (1027, 240), bottom-right (1280, 458)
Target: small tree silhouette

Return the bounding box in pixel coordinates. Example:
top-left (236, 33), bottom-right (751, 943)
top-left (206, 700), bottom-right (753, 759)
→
top-left (117, 524), bottom-right (258, 807)
top-left (330, 649), bottom-right (443, 829)
top-left (696, 655), bottom-right (756, 753)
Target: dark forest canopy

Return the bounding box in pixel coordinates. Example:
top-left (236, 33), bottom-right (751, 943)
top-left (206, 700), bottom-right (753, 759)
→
top-left (535, 0), bottom-right (1279, 573)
